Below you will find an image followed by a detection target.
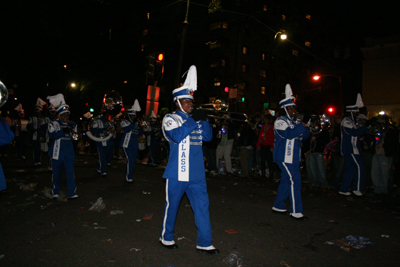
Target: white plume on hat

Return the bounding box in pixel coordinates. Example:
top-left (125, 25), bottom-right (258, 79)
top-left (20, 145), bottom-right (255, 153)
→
top-left (14, 103), bottom-right (24, 114)
top-left (172, 65), bottom-right (197, 102)
top-left (150, 110), bottom-right (157, 119)
top-left (83, 112), bottom-right (93, 119)
top-left (355, 93), bottom-right (364, 108)
top-left (36, 98), bottom-right (46, 107)
top-left (346, 93), bottom-right (364, 112)
top-left (180, 65), bottom-right (197, 93)
top-left (47, 94), bottom-right (66, 108)
top-left (132, 99), bottom-right (141, 112)
top-left (47, 93), bottom-right (70, 114)
top-left (279, 84), bottom-right (296, 108)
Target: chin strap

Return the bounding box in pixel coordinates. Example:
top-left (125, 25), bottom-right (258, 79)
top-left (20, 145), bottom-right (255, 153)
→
top-left (177, 100), bottom-right (188, 115)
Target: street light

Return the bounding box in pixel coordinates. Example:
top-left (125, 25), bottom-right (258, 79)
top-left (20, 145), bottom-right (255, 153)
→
top-left (274, 31), bottom-right (287, 40)
top-left (312, 74), bottom-right (342, 114)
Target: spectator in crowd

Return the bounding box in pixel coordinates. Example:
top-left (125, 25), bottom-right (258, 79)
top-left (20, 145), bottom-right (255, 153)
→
top-left (237, 121), bottom-right (257, 178)
top-left (27, 98), bottom-right (47, 166)
top-left (371, 114), bottom-right (399, 195)
top-left (203, 117), bottom-right (219, 174)
top-left (327, 114), bottom-right (345, 189)
top-left (216, 115), bottom-right (236, 176)
top-left (303, 115), bottom-right (330, 188)
top-left (256, 114), bottom-right (275, 180)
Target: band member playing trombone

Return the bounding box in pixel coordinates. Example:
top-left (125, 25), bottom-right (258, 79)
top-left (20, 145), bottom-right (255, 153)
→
top-left (159, 65), bottom-right (219, 254)
top-left (47, 94), bottom-right (78, 199)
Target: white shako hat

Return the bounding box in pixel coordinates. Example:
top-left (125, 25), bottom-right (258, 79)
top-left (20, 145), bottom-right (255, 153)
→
top-left (279, 84), bottom-right (296, 108)
top-left (35, 98), bottom-right (46, 112)
top-left (150, 110), bottom-right (157, 119)
top-left (128, 99), bottom-right (141, 115)
top-left (346, 93), bottom-right (364, 112)
top-left (47, 93), bottom-right (70, 115)
top-left (172, 65), bottom-right (197, 102)
top-left (14, 103), bottom-right (24, 115)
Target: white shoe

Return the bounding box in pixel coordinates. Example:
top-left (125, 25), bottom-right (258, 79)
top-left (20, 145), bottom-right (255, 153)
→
top-left (352, 191), bottom-right (363, 196)
top-left (339, 191), bottom-right (351, 196)
top-left (68, 194), bottom-right (79, 199)
top-left (52, 194), bottom-right (59, 199)
top-left (125, 178), bottom-right (133, 183)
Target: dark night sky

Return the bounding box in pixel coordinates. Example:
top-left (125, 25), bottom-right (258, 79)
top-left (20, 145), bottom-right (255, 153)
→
top-left (1, 0), bottom-right (399, 117)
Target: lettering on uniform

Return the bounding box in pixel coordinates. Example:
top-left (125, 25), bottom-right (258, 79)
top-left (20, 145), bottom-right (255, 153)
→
top-left (287, 140), bottom-right (292, 156)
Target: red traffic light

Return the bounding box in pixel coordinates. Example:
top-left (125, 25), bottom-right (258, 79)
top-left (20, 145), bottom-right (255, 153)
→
top-left (224, 87), bottom-right (229, 93)
top-left (157, 53), bottom-right (164, 62)
top-left (328, 107), bottom-right (334, 113)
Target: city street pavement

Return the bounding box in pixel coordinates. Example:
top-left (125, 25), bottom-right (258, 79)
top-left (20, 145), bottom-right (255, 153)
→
top-left (1, 143), bottom-right (400, 267)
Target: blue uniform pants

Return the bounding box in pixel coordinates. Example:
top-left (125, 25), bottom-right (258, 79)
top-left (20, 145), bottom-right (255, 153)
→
top-left (149, 140), bottom-right (157, 164)
top-left (97, 143), bottom-right (113, 174)
top-left (340, 154), bottom-right (364, 193)
top-left (273, 162), bottom-right (303, 214)
top-left (160, 179), bottom-right (212, 247)
top-left (123, 145), bottom-right (138, 180)
top-left (51, 158), bottom-right (76, 197)
top-left (32, 140), bottom-right (41, 164)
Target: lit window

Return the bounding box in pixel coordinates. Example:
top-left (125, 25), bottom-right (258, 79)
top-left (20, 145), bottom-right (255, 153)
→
top-left (221, 59), bottom-right (226, 67)
top-left (222, 22), bottom-right (228, 29)
top-left (214, 82), bottom-right (221, 86)
top-left (282, 15), bottom-right (286, 21)
top-left (263, 5), bottom-right (267, 11)
top-left (141, 44), bottom-right (145, 51)
top-left (305, 41), bottom-right (311, 47)
top-left (142, 29), bottom-right (148, 36)
top-left (306, 14), bottom-right (311, 20)
top-left (210, 62), bottom-right (218, 68)
top-left (292, 49), bottom-right (299, 56)
top-left (242, 46), bottom-right (247, 54)
top-left (261, 86), bottom-right (266, 94)
top-left (261, 53), bottom-right (266, 60)
top-left (242, 64), bottom-right (247, 72)
top-left (260, 69), bottom-right (267, 77)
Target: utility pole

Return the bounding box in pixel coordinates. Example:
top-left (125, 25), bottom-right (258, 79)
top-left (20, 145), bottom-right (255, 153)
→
top-left (174, 0), bottom-right (190, 89)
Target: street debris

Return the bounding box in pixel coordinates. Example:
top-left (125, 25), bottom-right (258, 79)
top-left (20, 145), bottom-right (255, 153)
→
top-left (110, 210), bottom-right (124, 215)
top-left (381, 235), bottom-right (390, 238)
top-left (142, 191), bottom-right (151, 194)
top-left (129, 248), bottom-right (141, 252)
top-left (225, 229), bottom-right (238, 234)
top-left (19, 183), bottom-right (37, 191)
top-left (136, 219), bottom-right (142, 222)
top-left (93, 223), bottom-right (106, 230)
top-left (223, 251), bottom-right (243, 267)
top-left (143, 214), bottom-right (152, 220)
top-left (89, 197), bottom-right (105, 212)
top-left (325, 235), bottom-right (374, 251)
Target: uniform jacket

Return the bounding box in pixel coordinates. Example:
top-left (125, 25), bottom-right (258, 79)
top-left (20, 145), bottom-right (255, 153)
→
top-left (340, 116), bottom-right (367, 155)
top-left (91, 117), bottom-right (115, 146)
top-left (162, 111), bottom-right (212, 182)
top-left (48, 119), bottom-right (76, 160)
top-left (120, 119), bottom-right (143, 148)
top-left (27, 116), bottom-right (45, 141)
top-left (273, 115), bottom-right (310, 165)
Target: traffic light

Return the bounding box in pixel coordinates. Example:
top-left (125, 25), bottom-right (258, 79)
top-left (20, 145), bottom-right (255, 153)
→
top-left (327, 106), bottom-right (334, 114)
top-left (239, 97), bottom-right (245, 102)
top-left (89, 108), bottom-right (94, 113)
top-left (146, 53), bottom-right (155, 80)
top-left (154, 52), bottom-right (164, 81)
top-left (224, 87), bottom-right (229, 93)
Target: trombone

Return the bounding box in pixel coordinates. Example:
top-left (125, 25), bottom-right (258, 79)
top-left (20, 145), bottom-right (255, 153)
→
top-left (194, 101), bottom-right (248, 122)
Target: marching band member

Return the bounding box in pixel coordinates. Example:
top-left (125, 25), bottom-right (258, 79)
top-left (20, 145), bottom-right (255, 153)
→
top-left (339, 93), bottom-right (367, 196)
top-left (91, 91), bottom-right (121, 176)
top-left (0, 82), bottom-right (15, 192)
top-left (13, 104), bottom-right (28, 160)
top-left (27, 98), bottom-right (46, 166)
top-left (47, 94), bottom-right (78, 199)
top-left (272, 84), bottom-right (310, 220)
top-left (120, 99), bottom-right (143, 183)
top-left (159, 65), bottom-right (219, 254)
